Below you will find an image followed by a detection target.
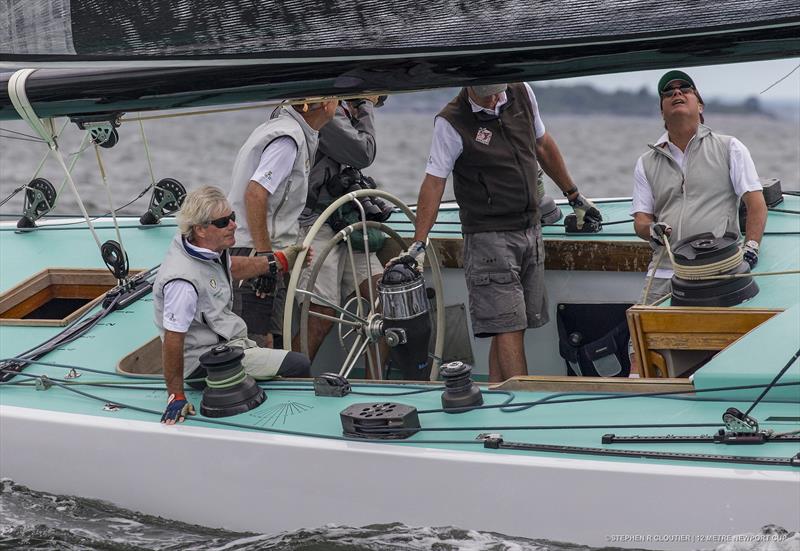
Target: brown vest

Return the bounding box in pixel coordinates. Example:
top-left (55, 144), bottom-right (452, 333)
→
top-left (438, 83), bottom-right (540, 233)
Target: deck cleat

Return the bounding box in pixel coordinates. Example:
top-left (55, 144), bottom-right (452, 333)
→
top-left (314, 372), bottom-right (351, 397)
top-left (35, 375), bottom-right (52, 391)
top-left (340, 402), bottom-right (420, 439)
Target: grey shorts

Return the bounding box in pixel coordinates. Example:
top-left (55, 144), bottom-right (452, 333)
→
top-left (230, 248), bottom-right (286, 336)
top-left (464, 226), bottom-right (549, 337)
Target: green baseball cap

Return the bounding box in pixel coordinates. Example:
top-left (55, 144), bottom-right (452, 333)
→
top-left (657, 70), bottom-right (696, 93)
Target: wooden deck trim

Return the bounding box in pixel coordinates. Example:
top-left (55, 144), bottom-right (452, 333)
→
top-left (491, 375), bottom-right (694, 393)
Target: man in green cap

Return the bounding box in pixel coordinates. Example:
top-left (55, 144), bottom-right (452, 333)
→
top-left (629, 70), bottom-right (768, 371)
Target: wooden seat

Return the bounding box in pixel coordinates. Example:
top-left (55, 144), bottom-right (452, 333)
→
top-left (627, 305), bottom-right (780, 378)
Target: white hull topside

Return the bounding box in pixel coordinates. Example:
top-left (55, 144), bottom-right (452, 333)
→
top-left (2, 405), bottom-right (797, 550)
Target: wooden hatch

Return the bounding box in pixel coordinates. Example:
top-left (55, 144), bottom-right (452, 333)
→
top-left (0, 268), bottom-right (123, 327)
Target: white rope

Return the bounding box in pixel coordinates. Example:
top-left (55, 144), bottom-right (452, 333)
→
top-left (8, 69), bottom-right (102, 250)
top-left (93, 144), bottom-right (127, 264)
top-left (136, 117), bottom-right (157, 187)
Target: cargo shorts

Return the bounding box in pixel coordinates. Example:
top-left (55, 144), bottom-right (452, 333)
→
top-left (464, 225), bottom-right (549, 338)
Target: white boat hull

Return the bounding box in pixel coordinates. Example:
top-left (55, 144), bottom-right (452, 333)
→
top-left (2, 405), bottom-right (797, 549)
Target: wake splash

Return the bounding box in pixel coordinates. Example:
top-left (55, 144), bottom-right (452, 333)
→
top-left (1, 480), bottom-right (796, 551)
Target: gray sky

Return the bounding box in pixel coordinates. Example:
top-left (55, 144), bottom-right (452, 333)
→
top-left (545, 58), bottom-right (800, 102)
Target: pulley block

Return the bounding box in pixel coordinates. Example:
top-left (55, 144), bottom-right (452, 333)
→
top-left (139, 178), bottom-right (187, 225)
top-left (71, 113), bottom-right (122, 149)
top-left (340, 402), bottom-right (420, 439)
top-left (17, 177), bottom-right (57, 229)
top-left (101, 240), bottom-right (130, 281)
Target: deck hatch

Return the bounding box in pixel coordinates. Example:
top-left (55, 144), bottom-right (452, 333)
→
top-left (0, 268), bottom-right (126, 327)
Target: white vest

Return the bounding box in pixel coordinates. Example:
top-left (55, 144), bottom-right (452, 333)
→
top-left (640, 125), bottom-right (737, 272)
top-left (153, 234), bottom-right (248, 376)
top-left (228, 107), bottom-right (319, 250)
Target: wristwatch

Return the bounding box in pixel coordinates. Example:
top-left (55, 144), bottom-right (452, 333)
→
top-left (562, 186), bottom-right (578, 197)
top-left (255, 251), bottom-right (278, 276)
top-left (744, 240), bottom-right (760, 251)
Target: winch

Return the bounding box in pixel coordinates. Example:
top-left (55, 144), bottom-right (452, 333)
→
top-left (378, 259), bottom-right (432, 380)
top-left (670, 232), bottom-right (759, 307)
top-left (199, 345), bottom-right (266, 418)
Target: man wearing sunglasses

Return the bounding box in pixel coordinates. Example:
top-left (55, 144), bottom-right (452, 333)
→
top-left (629, 70), bottom-right (767, 371)
top-left (154, 186), bottom-right (312, 424)
top-left (228, 97), bottom-right (338, 350)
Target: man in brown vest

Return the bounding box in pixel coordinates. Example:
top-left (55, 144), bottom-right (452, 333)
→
top-left (393, 82), bottom-right (601, 382)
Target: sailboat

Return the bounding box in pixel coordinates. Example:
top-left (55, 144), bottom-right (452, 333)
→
top-left (1, 1), bottom-right (799, 548)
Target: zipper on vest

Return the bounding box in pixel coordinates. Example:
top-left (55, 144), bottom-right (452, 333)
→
top-left (271, 177), bottom-right (294, 241)
top-left (477, 172), bottom-right (492, 206)
top-left (496, 119), bottom-right (531, 211)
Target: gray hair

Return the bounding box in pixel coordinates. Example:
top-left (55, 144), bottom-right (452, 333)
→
top-left (176, 185), bottom-right (230, 238)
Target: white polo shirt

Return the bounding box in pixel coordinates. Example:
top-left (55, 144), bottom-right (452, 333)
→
top-left (425, 83), bottom-right (547, 178)
top-left (249, 136), bottom-right (298, 194)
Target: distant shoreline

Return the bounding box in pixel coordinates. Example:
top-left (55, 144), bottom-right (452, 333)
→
top-left (380, 83), bottom-right (796, 120)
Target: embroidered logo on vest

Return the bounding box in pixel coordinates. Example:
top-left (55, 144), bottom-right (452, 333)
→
top-left (475, 127), bottom-right (492, 145)
top-left (210, 278), bottom-right (217, 289)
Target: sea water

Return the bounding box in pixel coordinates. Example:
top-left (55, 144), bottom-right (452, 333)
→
top-left (1, 112), bottom-right (798, 216)
top-left (1, 111), bottom-right (798, 549)
top-left (1, 480), bottom-right (797, 550)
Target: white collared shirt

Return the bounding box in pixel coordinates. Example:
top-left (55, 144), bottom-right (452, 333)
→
top-left (631, 131), bottom-right (762, 215)
top-left (162, 241), bottom-right (226, 333)
top-left (425, 83), bottom-right (547, 178)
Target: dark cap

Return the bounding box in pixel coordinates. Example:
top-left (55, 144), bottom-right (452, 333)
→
top-left (657, 70), bottom-right (696, 94)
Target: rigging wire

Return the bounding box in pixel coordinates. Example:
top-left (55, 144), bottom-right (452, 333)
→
top-left (743, 347), bottom-right (800, 417)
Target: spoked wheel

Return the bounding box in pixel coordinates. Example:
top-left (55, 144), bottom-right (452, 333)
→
top-left (283, 189), bottom-right (445, 380)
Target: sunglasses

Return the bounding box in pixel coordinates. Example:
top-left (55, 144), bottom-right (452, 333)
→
top-left (206, 211), bottom-right (236, 228)
top-left (660, 84), bottom-right (694, 98)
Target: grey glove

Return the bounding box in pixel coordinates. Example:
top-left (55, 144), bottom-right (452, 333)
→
top-left (743, 240), bottom-right (759, 269)
top-left (568, 193), bottom-right (603, 230)
top-left (648, 222), bottom-right (673, 247)
top-left (385, 240), bottom-right (426, 273)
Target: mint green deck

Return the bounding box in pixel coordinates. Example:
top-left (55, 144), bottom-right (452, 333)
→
top-left (1, 197), bottom-right (799, 469)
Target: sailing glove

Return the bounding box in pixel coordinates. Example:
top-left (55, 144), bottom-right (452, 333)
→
top-left (743, 240), bottom-right (759, 269)
top-left (275, 244), bottom-right (307, 272)
top-left (161, 393), bottom-right (195, 424)
top-left (648, 222), bottom-right (672, 247)
top-left (386, 240), bottom-right (426, 273)
top-left (568, 194), bottom-right (603, 230)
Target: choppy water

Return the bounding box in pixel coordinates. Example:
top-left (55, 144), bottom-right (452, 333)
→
top-left (1, 111), bottom-right (798, 216)
top-left (2, 480), bottom-right (798, 551)
top-left (1, 109), bottom-right (799, 549)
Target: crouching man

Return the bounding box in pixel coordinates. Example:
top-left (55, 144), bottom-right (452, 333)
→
top-left (153, 186), bottom-right (310, 424)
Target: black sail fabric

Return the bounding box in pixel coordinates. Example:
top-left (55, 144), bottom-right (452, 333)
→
top-left (0, 1), bottom-right (798, 120)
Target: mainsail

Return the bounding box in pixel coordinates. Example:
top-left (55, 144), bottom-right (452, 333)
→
top-left (1, 0), bottom-right (799, 119)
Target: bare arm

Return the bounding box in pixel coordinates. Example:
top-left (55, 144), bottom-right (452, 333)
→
top-left (244, 181), bottom-right (271, 252)
top-left (633, 212), bottom-right (655, 242)
top-left (231, 255), bottom-right (269, 280)
top-left (741, 190), bottom-right (767, 244)
top-left (413, 173), bottom-right (447, 243)
top-left (536, 132), bottom-right (578, 200)
top-left (162, 330), bottom-right (186, 396)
